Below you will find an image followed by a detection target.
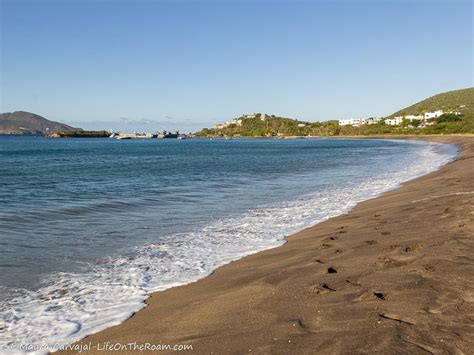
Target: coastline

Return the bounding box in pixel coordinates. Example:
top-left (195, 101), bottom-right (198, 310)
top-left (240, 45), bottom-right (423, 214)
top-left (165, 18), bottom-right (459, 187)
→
top-left (59, 136), bottom-right (473, 354)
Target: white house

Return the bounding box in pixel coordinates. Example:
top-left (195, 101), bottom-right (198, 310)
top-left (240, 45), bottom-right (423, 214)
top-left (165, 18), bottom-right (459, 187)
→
top-left (385, 110), bottom-right (443, 126)
top-left (339, 118), bottom-right (363, 127)
top-left (214, 118), bottom-right (243, 129)
top-left (424, 110), bottom-right (444, 119)
top-left (385, 117), bottom-right (404, 126)
top-left (405, 114), bottom-right (424, 121)
top-left (338, 119), bottom-right (351, 126)
top-left (364, 117), bottom-right (382, 125)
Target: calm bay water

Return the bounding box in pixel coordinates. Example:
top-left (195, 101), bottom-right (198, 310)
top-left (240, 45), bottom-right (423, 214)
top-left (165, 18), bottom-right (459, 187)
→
top-left (0, 137), bottom-right (456, 352)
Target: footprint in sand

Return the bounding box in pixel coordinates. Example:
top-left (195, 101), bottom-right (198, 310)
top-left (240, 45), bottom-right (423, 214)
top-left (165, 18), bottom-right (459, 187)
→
top-left (353, 290), bottom-right (387, 303)
top-left (309, 282), bottom-right (336, 294)
top-left (404, 244), bottom-right (422, 253)
top-left (373, 292), bottom-right (386, 300)
top-left (374, 257), bottom-right (407, 269)
top-left (420, 265), bottom-right (435, 273)
top-left (382, 244), bottom-right (400, 252)
top-left (287, 319), bottom-right (312, 333)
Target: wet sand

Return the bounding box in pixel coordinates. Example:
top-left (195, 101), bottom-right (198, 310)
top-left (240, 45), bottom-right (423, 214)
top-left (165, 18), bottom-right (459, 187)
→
top-left (61, 136), bottom-right (473, 354)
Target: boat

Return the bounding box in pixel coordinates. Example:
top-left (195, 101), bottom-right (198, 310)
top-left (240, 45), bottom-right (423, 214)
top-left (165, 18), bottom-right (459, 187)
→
top-left (163, 133), bottom-right (179, 139)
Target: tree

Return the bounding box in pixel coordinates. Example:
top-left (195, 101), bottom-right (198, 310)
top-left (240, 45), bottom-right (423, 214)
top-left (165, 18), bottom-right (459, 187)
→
top-left (411, 119), bottom-right (421, 127)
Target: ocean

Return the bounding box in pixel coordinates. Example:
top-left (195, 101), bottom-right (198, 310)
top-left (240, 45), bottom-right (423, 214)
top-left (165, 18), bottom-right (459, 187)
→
top-left (0, 137), bottom-right (457, 352)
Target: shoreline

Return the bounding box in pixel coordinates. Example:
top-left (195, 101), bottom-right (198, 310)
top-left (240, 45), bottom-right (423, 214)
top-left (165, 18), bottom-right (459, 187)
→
top-left (59, 136), bottom-right (473, 354)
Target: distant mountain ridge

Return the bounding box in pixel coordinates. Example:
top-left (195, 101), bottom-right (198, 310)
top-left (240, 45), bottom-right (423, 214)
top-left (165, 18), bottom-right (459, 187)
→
top-left (0, 111), bottom-right (79, 135)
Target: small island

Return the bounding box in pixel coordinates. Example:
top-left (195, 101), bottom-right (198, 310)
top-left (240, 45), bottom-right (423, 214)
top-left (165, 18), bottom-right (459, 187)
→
top-left (48, 130), bottom-right (111, 138)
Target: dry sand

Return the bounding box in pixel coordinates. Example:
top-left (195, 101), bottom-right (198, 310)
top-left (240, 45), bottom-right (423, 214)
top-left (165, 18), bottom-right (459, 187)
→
top-left (61, 136), bottom-right (473, 354)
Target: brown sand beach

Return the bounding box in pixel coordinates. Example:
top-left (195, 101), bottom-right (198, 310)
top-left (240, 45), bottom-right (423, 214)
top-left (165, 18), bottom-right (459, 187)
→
top-left (61, 136), bottom-right (473, 354)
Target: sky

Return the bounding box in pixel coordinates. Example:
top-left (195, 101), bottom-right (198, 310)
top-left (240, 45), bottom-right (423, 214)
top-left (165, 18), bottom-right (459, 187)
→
top-left (0, 0), bottom-right (472, 132)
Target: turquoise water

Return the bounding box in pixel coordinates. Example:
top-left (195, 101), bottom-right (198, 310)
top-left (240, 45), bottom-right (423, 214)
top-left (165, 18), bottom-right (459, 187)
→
top-left (0, 137), bottom-right (456, 352)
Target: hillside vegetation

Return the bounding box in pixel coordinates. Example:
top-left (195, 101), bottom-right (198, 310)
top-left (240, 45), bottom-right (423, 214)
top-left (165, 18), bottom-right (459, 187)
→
top-left (195, 88), bottom-right (474, 137)
top-left (197, 114), bottom-right (340, 137)
top-left (390, 87), bottom-right (473, 118)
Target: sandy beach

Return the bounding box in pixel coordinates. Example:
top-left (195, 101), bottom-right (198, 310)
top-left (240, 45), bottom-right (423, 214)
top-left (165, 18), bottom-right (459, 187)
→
top-left (60, 136), bottom-right (473, 354)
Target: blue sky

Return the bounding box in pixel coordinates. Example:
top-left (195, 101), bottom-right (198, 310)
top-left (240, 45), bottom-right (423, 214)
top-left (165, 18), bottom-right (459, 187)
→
top-left (1, 0), bottom-right (472, 132)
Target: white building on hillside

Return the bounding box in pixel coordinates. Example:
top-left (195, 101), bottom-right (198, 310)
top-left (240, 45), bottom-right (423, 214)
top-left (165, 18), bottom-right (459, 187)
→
top-left (384, 110), bottom-right (445, 126)
top-left (214, 118), bottom-right (243, 130)
top-left (405, 114), bottom-right (424, 121)
top-left (364, 117), bottom-right (383, 125)
top-left (339, 118), bottom-right (363, 127)
top-left (339, 117), bottom-right (383, 127)
top-left (385, 117), bottom-right (404, 126)
top-left (424, 110), bottom-right (444, 119)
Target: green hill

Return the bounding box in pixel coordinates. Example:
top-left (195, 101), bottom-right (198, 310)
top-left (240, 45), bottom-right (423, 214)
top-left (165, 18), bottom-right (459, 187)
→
top-left (377, 87), bottom-right (474, 135)
top-left (196, 114), bottom-right (339, 137)
top-left (196, 88), bottom-right (474, 137)
top-left (0, 111), bottom-right (79, 135)
top-left (339, 87), bottom-right (474, 135)
top-left (389, 87), bottom-right (474, 118)
top-left (337, 88), bottom-right (473, 135)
